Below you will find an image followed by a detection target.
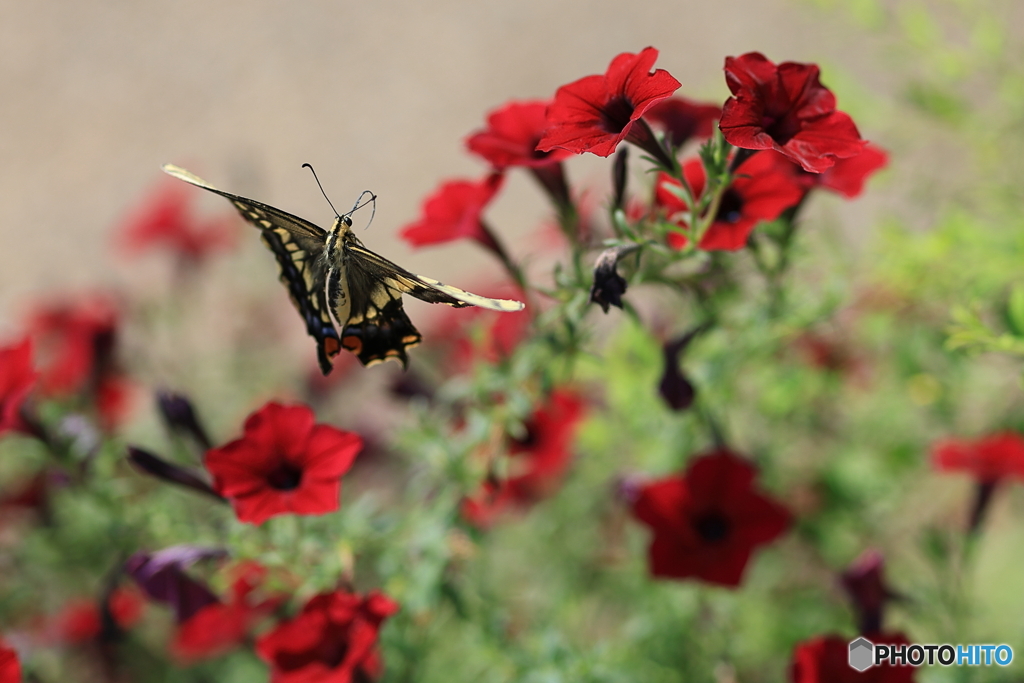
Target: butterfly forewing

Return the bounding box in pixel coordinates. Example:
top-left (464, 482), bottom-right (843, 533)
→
top-left (161, 164), bottom-right (525, 372)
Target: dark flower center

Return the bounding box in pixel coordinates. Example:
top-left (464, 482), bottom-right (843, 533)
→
top-left (600, 96), bottom-right (636, 134)
top-left (693, 512), bottom-right (731, 543)
top-left (266, 462), bottom-right (303, 490)
top-left (715, 189), bottom-right (744, 224)
top-left (762, 107), bottom-right (802, 145)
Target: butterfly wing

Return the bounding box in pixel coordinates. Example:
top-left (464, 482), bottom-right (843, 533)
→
top-left (162, 165), bottom-right (343, 374)
top-left (336, 242), bottom-right (525, 367)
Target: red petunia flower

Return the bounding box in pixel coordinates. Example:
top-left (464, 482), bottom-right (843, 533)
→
top-left (790, 632), bottom-right (916, 683)
top-left (630, 449), bottom-right (791, 587)
top-left (462, 390), bottom-right (586, 527)
top-left (466, 100), bottom-right (572, 169)
top-left (400, 173), bottom-right (505, 251)
top-left (0, 638), bottom-right (20, 683)
top-left (537, 47), bottom-right (680, 161)
top-left (656, 151), bottom-right (804, 251)
top-left (171, 562), bottom-right (283, 663)
top-left (720, 52), bottom-right (865, 173)
top-left (204, 402), bottom-right (363, 525)
top-left (0, 337), bottom-right (37, 436)
top-left (256, 588), bottom-right (399, 683)
top-left (119, 179), bottom-right (237, 264)
top-left (931, 432), bottom-right (1024, 483)
top-left (644, 96), bottom-right (722, 149)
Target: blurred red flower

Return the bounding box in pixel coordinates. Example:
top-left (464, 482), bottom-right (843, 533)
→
top-left (462, 390), bottom-right (586, 527)
top-left (466, 100), bottom-right (572, 169)
top-left (931, 432), bottom-right (1024, 483)
top-left (119, 179), bottom-right (237, 264)
top-left (0, 638), bottom-right (20, 683)
top-left (256, 588), bottom-right (398, 683)
top-left (656, 151), bottom-right (804, 251)
top-left (537, 47), bottom-right (680, 159)
top-left (45, 587), bottom-right (143, 644)
top-left (205, 402), bottom-right (362, 525)
top-left (171, 562), bottom-right (283, 663)
top-left (27, 297), bottom-right (131, 428)
top-left (644, 96), bottom-right (722, 149)
top-left (400, 173), bottom-right (504, 251)
top-left (0, 337), bottom-right (37, 436)
top-left (630, 449), bottom-right (791, 586)
top-left (790, 632), bottom-right (916, 683)
top-left (720, 52), bottom-right (865, 173)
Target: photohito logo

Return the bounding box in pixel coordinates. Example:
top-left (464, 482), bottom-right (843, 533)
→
top-left (848, 637), bottom-right (1013, 671)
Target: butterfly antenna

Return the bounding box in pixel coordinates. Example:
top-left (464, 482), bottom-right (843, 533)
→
top-left (349, 190), bottom-right (377, 230)
top-left (301, 163), bottom-right (341, 218)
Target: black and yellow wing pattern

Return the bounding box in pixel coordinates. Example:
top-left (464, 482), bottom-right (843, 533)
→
top-left (161, 164), bottom-right (524, 373)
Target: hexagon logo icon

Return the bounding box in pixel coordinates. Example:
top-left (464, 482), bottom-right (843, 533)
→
top-left (849, 637), bottom-right (875, 672)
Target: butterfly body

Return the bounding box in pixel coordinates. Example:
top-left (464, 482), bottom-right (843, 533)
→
top-left (161, 164), bottom-right (523, 373)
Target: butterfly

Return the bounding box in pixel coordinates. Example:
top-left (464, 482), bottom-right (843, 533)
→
top-left (162, 164), bottom-right (524, 373)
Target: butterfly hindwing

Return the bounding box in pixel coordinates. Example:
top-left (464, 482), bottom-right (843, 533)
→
top-left (336, 262), bottom-right (422, 368)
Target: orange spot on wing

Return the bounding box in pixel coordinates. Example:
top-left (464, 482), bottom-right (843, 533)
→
top-left (324, 337), bottom-right (341, 358)
top-left (341, 336), bottom-right (362, 354)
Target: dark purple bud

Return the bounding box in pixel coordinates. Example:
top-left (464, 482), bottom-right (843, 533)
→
top-left (156, 390), bottom-right (212, 450)
top-left (127, 447), bottom-right (225, 501)
top-left (124, 545), bottom-right (226, 623)
top-left (658, 326), bottom-right (706, 411)
top-left (841, 549), bottom-right (899, 635)
top-left (590, 245), bottom-right (638, 313)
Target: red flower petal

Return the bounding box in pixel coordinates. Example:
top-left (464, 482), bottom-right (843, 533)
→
top-left (932, 431), bottom-right (1024, 483)
top-left (790, 632), bottom-right (916, 683)
top-left (720, 52), bottom-right (865, 173)
top-left (537, 47), bottom-right (680, 157)
top-left (466, 100), bottom-right (573, 169)
top-left (644, 96), bottom-right (722, 148)
top-left (400, 173), bottom-right (504, 249)
top-left (0, 638), bottom-right (20, 683)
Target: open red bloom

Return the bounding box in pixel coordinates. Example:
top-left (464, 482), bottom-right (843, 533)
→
top-left (120, 179), bottom-right (237, 264)
top-left (932, 432), bottom-right (1024, 483)
top-left (720, 52), bottom-right (865, 173)
top-left (0, 638), bottom-right (20, 683)
top-left (0, 338), bottom-right (37, 436)
top-left (462, 390), bottom-right (586, 527)
top-left (630, 449), bottom-right (790, 586)
top-left (172, 562), bottom-right (283, 663)
top-left (256, 588), bottom-right (398, 683)
top-left (399, 173), bottom-right (504, 250)
top-left (537, 47), bottom-right (680, 158)
top-left (790, 632), bottom-right (915, 683)
top-left (644, 96), bottom-right (722, 149)
top-left (656, 151), bottom-right (804, 251)
top-left (205, 402), bottom-right (362, 525)
top-left (466, 100), bottom-right (572, 169)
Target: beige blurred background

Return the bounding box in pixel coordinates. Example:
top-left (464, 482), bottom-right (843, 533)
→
top-left (0, 0), bottom-right (887, 332)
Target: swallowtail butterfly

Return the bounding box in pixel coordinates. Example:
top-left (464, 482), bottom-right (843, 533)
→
top-left (162, 164), bottom-right (524, 373)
